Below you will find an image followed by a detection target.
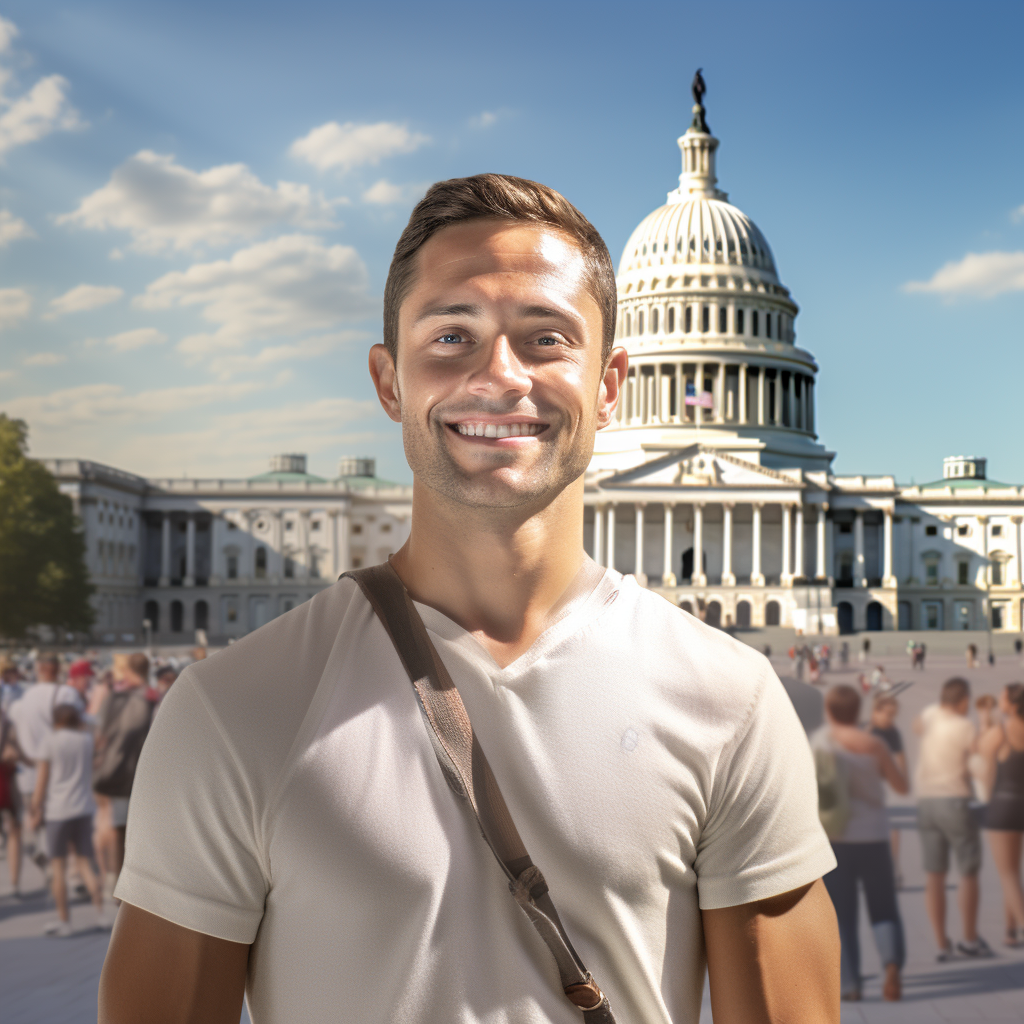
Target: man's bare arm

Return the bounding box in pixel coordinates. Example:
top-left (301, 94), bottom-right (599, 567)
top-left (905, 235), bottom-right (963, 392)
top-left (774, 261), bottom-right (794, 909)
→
top-left (703, 879), bottom-right (839, 1023)
top-left (99, 902), bottom-right (249, 1024)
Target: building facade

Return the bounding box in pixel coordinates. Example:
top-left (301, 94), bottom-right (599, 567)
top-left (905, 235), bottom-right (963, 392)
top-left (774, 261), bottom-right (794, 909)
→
top-left (43, 95), bottom-right (1024, 641)
top-left (43, 454), bottom-right (411, 645)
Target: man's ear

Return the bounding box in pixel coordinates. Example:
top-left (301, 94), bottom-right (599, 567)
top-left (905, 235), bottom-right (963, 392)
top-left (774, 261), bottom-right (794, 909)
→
top-left (596, 346), bottom-right (628, 430)
top-left (369, 344), bottom-right (402, 423)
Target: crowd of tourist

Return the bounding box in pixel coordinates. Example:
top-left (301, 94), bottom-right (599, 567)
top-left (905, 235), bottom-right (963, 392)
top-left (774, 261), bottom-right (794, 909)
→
top-left (0, 649), bottom-right (185, 935)
top-left (814, 675), bottom-right (1024, 1002)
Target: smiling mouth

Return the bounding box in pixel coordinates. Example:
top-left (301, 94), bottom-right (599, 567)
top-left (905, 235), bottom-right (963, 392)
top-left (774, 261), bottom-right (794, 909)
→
top-left (448, 422), bottom-right (548, 439)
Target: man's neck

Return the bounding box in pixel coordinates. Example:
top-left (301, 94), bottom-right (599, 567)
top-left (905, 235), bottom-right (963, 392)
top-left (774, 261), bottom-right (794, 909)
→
top-left (390, 476), bottom-right (591, 668)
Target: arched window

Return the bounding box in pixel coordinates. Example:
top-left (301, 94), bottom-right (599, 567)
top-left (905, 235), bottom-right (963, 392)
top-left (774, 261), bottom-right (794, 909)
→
top-left (284, 555), bottom-right (295, 579)
top-left (765, 313), bottom-right (772, 339)
top-left (765, 600), bottom-right (781, 626)
top-left (651, 308), bottom-right (659, 333)
top-left (718, 306), bottom-right (727, 333)
top-left (194, 600), bottom-right (209, 631)
top-left (667, 307), bottom-right (675, 333)
top-left (638, 311), bottom-right (644, 335)
top-left (736, 601), bottom-right (752, 628)
top-left (752, 310), bottom-right (759, 337)
top-left (701, 306), bottom-right (709, 332)
top-left (170, 600), bottom-right (184, 633)
top-left (736, 308), bottom-right (745, 334)
top-left (255, 546), bottom-right (267, 579)
top-left (143, 600), bottom-right (159, 633)
top-left (684, 306), bottom-right (692, 333)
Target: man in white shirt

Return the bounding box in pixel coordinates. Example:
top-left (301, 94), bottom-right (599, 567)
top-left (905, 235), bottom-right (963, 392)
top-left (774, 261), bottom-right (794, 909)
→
top-left (913, 677), bottom-right (990, 959)
top-left (101, 174), bottom-right (839, 1023)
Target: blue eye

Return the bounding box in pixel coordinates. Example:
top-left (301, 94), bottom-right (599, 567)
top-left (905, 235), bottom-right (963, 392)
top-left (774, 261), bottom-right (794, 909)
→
top-left (438, 333), bottom-right (464, 345)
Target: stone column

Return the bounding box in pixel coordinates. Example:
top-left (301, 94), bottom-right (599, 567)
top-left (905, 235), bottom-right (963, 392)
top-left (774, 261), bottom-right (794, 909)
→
top-left (853, 511), bottom-right (866, 587)
top-left (634, 503), bottom-right (647, 586)
top-left (738, 363), bottom-right (748, 425)
top-left (1012, 516), bottom-right (1023, 586)
top-left (721, 502), bottom-right (735, 585)
top-left (793, 504), bottom-right (804, 580)
top-left (816, 505), bottom-right (827, 579)
top-left (751, 503), bottom-right (765, 586)
top-left (662, 503), bottom-right (676, 586)
top-left (606, 504), bottom-right (617, 572)
top-left (270, 510), bottom-right (283, 583)
top-left (159, 513), bottom-right (171, 586)
top-left (883, 508), bottom-right (896, 587)
top-left (208, 514), bottom-right (223, 585)
top-left (184, 513), bottom-right (196, 586)
top-left (978, 515), bottom-right (990, 586)
top-left (674, 364), bottom-right (684, 423)
top-left (653, 365), bottom-right (663, 424)
top-left (298, 510), bottom-right (311, 578)
top-left (693, 503), bottom-right (706, 586)
top-left (773, 373), bottom-right (783, 426)
top-left (807, 380), bottom-right (815, 434)
top-left (781, 504), bottom-right (793, 584)
top-left (787, 372), bottom-right (796, 429)
top-left (593, 504), bottom-right (604, 566)
top-left (716, 363), bottom-right (726, 423)
top-left (694, 362), bottom-right (705, 427)
top-left (757, 367), bottom-right (766, 426)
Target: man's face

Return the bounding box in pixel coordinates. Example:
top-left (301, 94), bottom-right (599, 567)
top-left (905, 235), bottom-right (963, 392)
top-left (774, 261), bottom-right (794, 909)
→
top-left (371, 219), bottom-right (625, 512)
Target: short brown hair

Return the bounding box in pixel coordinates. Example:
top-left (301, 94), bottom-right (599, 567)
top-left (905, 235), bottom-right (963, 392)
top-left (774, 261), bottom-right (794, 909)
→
top-left (127, 652), bottom-right (150, 681)
top-left (53, 703), bottom-right (81, 729)
top-left (826, 684), bottom-right (861, 725)
top-left (941, 677), bottom-right (970, 707)
top-left (383, 174), bottom-right (617, 365)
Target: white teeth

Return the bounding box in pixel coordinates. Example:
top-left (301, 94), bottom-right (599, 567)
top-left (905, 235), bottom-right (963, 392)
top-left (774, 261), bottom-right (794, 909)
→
top-left (455, 422), bottom-right (543, 437)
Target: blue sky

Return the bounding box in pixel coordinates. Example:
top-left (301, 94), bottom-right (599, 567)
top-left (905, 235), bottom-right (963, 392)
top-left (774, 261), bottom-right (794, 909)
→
top-left (0, 0), bottom-right (1021, 484)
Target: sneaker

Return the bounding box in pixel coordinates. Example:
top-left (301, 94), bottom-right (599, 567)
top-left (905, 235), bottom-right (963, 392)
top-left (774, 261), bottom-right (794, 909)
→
top-left (44, 920), bottom-right (74, 938)
top-left (936, 943), bottom-right (956, 962)
top-left (957, 937), bottom-right (994, 958)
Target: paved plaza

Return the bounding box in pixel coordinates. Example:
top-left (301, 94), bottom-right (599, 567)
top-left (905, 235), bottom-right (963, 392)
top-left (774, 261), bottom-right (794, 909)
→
top-left (1, 646), bottom-right (1022, 1022)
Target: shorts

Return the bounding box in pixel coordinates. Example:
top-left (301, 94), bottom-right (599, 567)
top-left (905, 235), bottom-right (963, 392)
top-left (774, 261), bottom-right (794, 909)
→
top-left (985, 795), bottom-right (1024, 832)
top-left (918, 797), bottom-right (981, 875)
top-left (110, 797), bottom-right (130, 828)
top-left (45, 815), bottom-right (95, 860)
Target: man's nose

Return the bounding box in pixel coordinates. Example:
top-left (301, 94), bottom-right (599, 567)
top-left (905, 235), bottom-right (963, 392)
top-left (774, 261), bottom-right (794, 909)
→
top-left (468, 335), bottom-right (530, 396)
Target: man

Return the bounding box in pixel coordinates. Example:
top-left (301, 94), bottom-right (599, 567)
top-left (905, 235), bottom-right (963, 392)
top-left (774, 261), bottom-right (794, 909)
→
top-left (914, 677), bottom-right (991, 958)
top-left (0, 655), bottom-right (24, 714)
top-left (101, 175), bottom-right (839, 1023)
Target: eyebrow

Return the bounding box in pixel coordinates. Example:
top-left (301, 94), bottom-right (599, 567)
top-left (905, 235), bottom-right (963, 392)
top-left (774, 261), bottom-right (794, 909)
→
top-left (414, 302), bottom-right (582, 326)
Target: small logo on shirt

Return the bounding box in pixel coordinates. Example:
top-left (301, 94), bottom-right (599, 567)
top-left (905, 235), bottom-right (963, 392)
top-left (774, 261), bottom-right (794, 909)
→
top-left (621, 728), bottom-right (639, 752)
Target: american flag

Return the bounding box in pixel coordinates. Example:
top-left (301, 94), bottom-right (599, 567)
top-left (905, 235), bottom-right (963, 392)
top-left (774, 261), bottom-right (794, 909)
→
top-left (684, 382), bottom-right (714, 408)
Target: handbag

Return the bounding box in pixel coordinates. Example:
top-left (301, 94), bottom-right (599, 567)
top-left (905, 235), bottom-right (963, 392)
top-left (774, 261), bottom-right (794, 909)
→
top-left (344, 561), bottom-right (617, 1023)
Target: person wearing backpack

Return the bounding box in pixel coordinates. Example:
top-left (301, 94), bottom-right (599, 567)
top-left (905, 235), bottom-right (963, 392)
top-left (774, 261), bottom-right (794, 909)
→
top-left (817, 685), bottom-right (908, 1002)
top-left (92, 653), bottom-right (157, 890)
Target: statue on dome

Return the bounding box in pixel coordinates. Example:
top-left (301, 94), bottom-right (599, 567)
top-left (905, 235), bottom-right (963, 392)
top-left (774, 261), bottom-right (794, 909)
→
top-left (690, 68), bottom-right (710, 133)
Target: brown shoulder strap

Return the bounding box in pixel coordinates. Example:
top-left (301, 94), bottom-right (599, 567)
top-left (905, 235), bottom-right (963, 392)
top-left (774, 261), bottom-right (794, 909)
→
top-left (343, 562), bottom-right (616, 1023)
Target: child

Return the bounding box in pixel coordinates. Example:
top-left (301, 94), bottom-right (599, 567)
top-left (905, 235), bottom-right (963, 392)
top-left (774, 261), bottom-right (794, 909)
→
top-left (29, 703), bottom-right (108, 936)
top-left (870, 695), bottom-right (907, 887)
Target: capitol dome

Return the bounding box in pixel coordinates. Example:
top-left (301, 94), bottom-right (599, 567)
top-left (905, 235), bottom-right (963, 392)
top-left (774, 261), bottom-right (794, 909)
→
top-left (595, 82), bottom-right (833, 475)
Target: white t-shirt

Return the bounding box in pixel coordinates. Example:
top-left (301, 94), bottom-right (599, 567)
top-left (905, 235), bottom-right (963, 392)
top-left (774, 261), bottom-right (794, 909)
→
top-left (915, 704), bottom-right (976, 798)
top-left (40, 729), bottom-right (96, 821)
top-left (118, 571), bottom-right (834, 1024)
top-left (7, 682), bottom-right (85, 795)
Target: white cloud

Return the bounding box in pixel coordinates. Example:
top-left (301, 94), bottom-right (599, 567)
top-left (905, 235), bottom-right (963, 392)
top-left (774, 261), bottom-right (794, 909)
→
top-left (24, 351), bottom-right (65, 366)
top-left (58, 150), bottom-right (338, 254)
top-left (0, 209), bottom-right (33, 245)
top-left (135, 233), bottom-right (376, 358)
top-left (0, 368), bottom-right (15, 381)
top-left (205, 329), bottom-right (367, 379)
top-left (289, 121), bottom-right (429, 173)
top-left (0, 286), bottom-right (31, 328)
top-left (904, 251), bottom-right (1024, 299)
top-left (0, 18), bottom-right (81, 159)
top-left (362, 179), bottom-right (427, 206)
top-left (104, 327), bottom-right (167, 352)
top-left (47, 283), bottom-right (123, 317)
top-left (469, 111), bottom-right (498, 129)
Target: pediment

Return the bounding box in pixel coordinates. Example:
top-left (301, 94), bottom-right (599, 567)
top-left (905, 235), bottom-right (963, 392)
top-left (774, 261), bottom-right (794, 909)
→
top-left (599, 446), bottom-right (803, 490)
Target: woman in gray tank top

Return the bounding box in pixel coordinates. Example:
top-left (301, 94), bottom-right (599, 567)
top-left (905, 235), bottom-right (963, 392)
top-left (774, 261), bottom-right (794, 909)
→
top-left (979, 683), bottom-right (1024, 946)
top-left (817, 684), bottom-right (909, 1001)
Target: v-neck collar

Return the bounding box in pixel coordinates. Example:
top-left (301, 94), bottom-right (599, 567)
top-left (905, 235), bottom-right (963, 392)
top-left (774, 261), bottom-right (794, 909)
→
top-left (413, 562), bottom-right (623, 681)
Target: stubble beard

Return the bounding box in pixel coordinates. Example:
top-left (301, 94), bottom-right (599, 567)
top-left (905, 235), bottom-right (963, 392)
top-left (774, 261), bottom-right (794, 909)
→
top-left (402, 407), bottom-right (593, 514)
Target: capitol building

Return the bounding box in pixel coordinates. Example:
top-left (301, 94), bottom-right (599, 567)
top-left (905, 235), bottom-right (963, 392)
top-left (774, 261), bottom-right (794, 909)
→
top-left (45, 93), bottom-right (1024, 644)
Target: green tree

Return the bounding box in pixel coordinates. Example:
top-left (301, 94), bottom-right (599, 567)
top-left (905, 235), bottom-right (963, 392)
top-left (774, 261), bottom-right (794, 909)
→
top-left (0, 414), bottom-right (94, 639)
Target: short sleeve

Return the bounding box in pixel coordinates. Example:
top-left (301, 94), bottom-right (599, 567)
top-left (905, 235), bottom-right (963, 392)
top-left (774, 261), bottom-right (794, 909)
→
top-left (694, 664), bottom-right (837, 910)
top-left (114, 672), bottom-right (268, 943)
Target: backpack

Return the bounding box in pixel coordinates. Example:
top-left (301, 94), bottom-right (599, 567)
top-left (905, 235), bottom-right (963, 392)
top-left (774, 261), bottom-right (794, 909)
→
top-left (92, 688), bottom-right (157, 798)
top-left (811, 728), bottom-right (851, 841)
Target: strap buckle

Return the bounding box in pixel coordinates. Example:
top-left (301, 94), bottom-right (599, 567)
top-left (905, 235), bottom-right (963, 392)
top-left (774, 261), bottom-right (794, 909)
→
top-left (564, 973), bottom-right (604, 1012)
